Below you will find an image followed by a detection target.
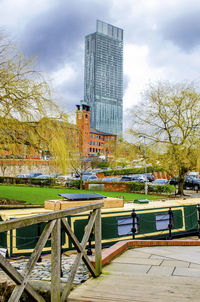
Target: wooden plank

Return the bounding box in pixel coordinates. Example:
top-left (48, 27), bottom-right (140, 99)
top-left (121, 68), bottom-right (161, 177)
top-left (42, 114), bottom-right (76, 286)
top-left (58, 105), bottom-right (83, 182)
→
top-left (95, 208), bottom-right (102, 275)
top-left (0, 202), bottom-right (104, 232)
top-left (0, 254), bottom-right (45, 302)
top-left (61, 218), bottom-right (97, 277)
top-left (51, 219), bottom-right (61, 302)
top-left (8, 220), bottom-right (56, 302)
top-left (45, 197), bottom-right (123, 210)
top-left (61, 210), bottom-right (97, 302)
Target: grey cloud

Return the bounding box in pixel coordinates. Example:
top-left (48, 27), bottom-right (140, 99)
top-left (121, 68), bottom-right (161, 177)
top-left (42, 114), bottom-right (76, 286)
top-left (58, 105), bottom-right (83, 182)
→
top-left (160, 11), bottom-right (200, 51)
top-left (20, 0), bottom-right (111, 71)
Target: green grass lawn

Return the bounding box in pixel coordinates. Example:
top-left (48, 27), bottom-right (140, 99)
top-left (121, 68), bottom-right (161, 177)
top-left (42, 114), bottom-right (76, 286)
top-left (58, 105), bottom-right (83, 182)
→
top-left (0, 185), bottom-right (160, 204)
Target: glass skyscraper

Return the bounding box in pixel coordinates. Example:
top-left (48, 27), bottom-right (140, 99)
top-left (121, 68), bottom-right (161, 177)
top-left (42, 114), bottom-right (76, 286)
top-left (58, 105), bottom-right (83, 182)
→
top-left (84, 20), bottom-right (123, 135)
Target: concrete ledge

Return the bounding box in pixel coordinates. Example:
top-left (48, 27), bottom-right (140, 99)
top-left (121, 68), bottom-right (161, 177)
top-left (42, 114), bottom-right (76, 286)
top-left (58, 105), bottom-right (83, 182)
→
top-left (91, 239), bottom-right (200, 267)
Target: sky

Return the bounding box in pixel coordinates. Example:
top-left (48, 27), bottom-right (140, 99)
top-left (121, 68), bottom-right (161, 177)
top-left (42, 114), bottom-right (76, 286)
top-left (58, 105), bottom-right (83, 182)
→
top-left (1, 0), bottom-right (200, 130)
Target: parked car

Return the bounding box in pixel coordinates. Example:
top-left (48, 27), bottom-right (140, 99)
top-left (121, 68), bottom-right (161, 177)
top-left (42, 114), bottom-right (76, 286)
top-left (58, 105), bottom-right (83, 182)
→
top-left (35, 174), bottom-right (53, 179)
top-left (143, 173), bottom-right (155, 182)
top-left (170, 176), bottom-right (200, 191)
top-left (188, 172), bottom-right (199, 179)
top-left (132, 175), bottom-right (149, 183)
top-left (101, 177), bottom-right (119, 182)
top-left (75, 171), bottom-right (93, 178)
top-left (151, 179), bottom-right (169, 185)
top-left (82, 175), bottom-right (98, 181)
top-left (184, 176), bottom-right (200, 191)
top-left (16, 174), bottom-right (29, 178)
top-left (120, 176), bottom-right (134, 181)
top-left (26, 172), bottom-right (43, 178)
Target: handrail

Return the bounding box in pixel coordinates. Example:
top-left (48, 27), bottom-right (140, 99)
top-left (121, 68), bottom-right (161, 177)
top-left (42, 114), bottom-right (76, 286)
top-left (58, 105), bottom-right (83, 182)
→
top-left (0, 201), bottom-right (104, 232)
top-left (0, 201), bottom-right (103, 302)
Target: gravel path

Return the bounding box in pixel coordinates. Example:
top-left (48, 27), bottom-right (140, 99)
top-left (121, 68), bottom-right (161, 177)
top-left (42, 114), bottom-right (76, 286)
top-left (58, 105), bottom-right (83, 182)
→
top-left (2, 255), bottom-right (89, 285)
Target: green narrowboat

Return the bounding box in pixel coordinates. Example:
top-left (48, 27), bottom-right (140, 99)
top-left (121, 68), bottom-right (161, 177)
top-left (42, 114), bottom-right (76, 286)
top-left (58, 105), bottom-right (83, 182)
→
top-left (0, 198), bottom-right (199, 257)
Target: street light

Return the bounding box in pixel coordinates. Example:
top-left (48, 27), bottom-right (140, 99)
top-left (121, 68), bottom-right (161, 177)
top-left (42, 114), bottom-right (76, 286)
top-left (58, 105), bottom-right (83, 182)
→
top-left (139, 135), bottom-right (148, 195)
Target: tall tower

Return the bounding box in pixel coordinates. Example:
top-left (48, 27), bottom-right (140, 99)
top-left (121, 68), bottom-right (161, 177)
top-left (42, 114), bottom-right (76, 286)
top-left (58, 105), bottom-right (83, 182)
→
top-left (76, 104), bottom-right (90, 156)
top-left (84, 20), bottom-right (123, 135)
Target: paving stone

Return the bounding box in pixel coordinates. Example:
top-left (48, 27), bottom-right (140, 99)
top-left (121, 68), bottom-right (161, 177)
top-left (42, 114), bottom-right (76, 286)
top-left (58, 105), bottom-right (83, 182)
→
top-left (189, 263), bottom-right (200, 269)
top-left (147, 265), bottom-right (174, 276)
top-left (150, 255), bottom-right (168, 260)
top-left (103, 262), bottom-right (150, 275)
top-left (173, 267), bottom-right (200, 278)
top-left (113, 257), bottom-right (162, 266)
top-left (125, 249), bottom-right (152, 258)
top-left (161, 260), bottom-right (190, 268)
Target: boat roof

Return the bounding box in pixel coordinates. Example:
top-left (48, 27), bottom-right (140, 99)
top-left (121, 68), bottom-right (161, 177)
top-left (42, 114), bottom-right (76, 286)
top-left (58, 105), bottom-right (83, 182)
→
top-left (0, 197), bottom-right (200, 220)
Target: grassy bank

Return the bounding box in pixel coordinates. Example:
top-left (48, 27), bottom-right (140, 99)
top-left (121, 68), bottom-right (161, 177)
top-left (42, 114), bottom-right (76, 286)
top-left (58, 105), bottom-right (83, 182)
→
top-left (0, 185), bottom-right (160, 204)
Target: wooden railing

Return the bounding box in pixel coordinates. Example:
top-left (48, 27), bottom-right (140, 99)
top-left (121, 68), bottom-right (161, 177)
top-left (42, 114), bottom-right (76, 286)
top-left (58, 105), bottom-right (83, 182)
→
top-left (0, 201), bottom-right (103, 302)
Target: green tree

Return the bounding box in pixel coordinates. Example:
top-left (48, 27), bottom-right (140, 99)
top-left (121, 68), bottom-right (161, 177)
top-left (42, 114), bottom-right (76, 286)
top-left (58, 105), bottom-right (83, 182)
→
top-left (129, 81), bottom-right (200, 195)
top-left (0, 34), bottom-right (74, 175)
top-left (111, 136), bottom-right (138, 169)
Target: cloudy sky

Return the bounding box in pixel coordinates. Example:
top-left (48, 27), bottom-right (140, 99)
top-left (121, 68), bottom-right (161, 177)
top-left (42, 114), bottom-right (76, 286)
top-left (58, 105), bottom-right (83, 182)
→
top-left (1, 0), bottom-right (200, 129)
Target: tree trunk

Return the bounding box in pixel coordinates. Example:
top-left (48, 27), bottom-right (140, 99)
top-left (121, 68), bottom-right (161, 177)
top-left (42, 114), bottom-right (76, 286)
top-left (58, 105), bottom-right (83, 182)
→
top-left (178, 178), bottom-right (184, 195)
top-left (80, 174), bottom-right (83, 190)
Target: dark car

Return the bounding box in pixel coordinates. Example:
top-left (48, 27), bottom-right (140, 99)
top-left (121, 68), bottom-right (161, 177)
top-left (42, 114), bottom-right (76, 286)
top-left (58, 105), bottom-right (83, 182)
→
top-left (151, 179), bottom-right (169, 185)
top-left (144, 173), bottom-right (155, 182)
top-left (120, 176), bottom-right (134, 181)
top-left (170, 176), bottom-right (200, 191)
top-left (184, 176), bottom-right (200, 191)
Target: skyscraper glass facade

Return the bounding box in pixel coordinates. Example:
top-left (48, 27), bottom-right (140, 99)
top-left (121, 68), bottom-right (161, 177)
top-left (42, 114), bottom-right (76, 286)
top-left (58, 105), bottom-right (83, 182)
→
top-left (84, 20), bottom-right (123, 135)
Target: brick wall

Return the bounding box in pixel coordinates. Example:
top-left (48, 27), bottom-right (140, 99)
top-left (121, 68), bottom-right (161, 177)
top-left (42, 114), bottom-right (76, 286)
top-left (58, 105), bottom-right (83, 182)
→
top-left (85, 182), bottom-right (131, 192)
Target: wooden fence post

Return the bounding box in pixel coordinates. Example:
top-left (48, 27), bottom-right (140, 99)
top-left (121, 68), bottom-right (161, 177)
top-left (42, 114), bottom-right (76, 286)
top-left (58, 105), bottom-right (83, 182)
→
top-left (51, 219), bottom-right (61, 302)
top-left (95, 208), bottom-right (102, 275)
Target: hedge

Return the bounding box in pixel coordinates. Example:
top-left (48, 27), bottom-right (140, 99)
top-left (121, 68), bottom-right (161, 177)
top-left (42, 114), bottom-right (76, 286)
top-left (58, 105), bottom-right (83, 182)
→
top-left (103, 167), bottom-right (155, 176)
top-left (85, 180), bottom-right (175, 194)
top-left (0, 176), bottom-right (56, 187)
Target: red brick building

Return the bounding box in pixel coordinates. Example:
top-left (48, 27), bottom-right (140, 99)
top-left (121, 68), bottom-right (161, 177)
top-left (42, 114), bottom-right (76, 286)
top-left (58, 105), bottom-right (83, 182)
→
top-left (76, 104), bottom-right (117, 158)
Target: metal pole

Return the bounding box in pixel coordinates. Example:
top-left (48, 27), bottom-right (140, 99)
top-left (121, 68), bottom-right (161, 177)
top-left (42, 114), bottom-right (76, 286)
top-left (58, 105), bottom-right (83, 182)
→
top-left (144, 151), bottom-right (148, 195)
top-left (139, 135), bottom-right (148, 195)
top-left (131, 209), bottom-right (137, 239)
top-left (168, 207), bottom-right (173, 240)
top-left (197, 204), bottom-right (200, 239)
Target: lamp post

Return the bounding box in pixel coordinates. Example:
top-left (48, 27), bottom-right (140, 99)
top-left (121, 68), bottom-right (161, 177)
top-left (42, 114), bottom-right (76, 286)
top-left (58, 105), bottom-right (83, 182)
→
top-left (139, 135), bottom-right (148, 195)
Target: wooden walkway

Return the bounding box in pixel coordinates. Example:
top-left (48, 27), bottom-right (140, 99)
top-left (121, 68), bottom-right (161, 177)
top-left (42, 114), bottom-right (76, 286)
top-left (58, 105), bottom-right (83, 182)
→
top-left (68, 246), bottom-right (200, 302)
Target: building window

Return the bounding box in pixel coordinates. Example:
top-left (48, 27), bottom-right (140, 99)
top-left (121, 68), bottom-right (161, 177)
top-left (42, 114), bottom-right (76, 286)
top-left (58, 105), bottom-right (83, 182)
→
top-left (90, 141), bottom-right (92, 145)
top-left (96, 135), bottom-right (98, 139)
top-left (90, 134), bottom-right (92, 138)
top-left (93, 134), bottom-right (95, 138)
top-left (96, 142), bottom-right (98, 146)
top-left (93, 148), bottom-right (95, 152)
top-left (106, 137), bottom-right (109, 140)
top-left (93, 142), bottom-right (95, 145)
top-left (90, 148), bottom-right (92, 152)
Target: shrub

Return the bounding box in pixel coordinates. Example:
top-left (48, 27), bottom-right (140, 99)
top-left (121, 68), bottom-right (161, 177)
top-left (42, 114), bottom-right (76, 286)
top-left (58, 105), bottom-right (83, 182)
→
top-left (129, 182), bottom-right (145, 192)
top-left (149, 184), bottom-right (175, 194)
top-left (68, 179), bottom-right (80, 189)
top-left (103, 167), bottom-right (154, 176)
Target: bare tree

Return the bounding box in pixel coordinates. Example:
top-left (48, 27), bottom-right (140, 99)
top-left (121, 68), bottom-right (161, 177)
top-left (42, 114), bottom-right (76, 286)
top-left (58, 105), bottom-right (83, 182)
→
top-left (129, 81), bottom-right (200, 195)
